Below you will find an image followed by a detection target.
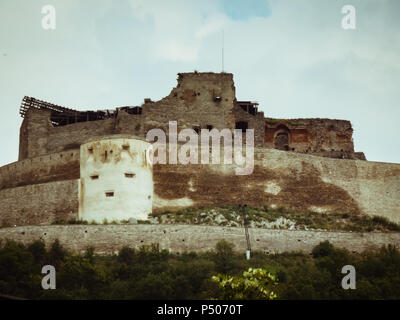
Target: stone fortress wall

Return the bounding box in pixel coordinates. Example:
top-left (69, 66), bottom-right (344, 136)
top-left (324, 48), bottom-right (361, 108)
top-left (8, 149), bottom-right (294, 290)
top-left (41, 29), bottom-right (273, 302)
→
top-left (1, 144), bottom-right (399, 226)
top-left (0, 72), bottom-right (399, 255)
top-left (1, 225), bottom-right (400, 255)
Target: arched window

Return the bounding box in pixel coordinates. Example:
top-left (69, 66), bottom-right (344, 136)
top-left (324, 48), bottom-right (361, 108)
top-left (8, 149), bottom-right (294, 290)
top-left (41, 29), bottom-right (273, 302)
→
top-left (274, 124), bottom-right (290, 151)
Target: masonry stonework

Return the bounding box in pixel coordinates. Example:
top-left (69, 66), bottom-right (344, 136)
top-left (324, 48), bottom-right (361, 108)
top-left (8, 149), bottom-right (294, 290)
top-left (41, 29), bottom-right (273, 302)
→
top-left (0, 180), bottom-right (78, 226)
top-left (79, 137), bottom-right (153, 223)
top-left (1, 71), bottom-right (399, 242)
top-left (1, 225), bottom-right (399, 255)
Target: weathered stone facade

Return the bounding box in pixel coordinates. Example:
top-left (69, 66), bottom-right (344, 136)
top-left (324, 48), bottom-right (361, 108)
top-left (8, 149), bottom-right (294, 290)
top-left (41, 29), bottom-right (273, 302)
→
top-left (1, 145), bottom-right (400, 225)
top-left (17, 72), bottom-right (365, 161)
top-left (1, 71), bottom-right (398, 230)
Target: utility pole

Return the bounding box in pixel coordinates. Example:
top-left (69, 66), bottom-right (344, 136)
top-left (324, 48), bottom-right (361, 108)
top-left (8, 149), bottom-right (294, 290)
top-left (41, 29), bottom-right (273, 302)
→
top-left (241, 204), bottom-right (251, 260)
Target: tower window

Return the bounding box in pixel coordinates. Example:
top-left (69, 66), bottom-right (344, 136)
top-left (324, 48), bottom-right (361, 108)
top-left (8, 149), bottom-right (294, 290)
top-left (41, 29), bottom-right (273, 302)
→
top-left (105, 191), bottom-right (114, 197)
top-left (122, 145), bottom-right (129, 151)
top-left (88, 147), bottom-right (93, 154)
top-left (90, 175), bottom-right (99, 180)
top-left (125, 173), bottom-right (135, 178)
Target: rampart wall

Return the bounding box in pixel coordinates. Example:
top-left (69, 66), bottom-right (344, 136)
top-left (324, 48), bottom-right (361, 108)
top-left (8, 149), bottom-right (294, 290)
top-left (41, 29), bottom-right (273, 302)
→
top-left (0, 149), bottom-right (80, 190)
top-left (1, 225), bottom-right (399, 255)
top-left (0, 180), bottom-right (78, 226)
top-left (153, 147), bottom-right (400, 223)
top-left (1, 144), bottom-right (400, 225)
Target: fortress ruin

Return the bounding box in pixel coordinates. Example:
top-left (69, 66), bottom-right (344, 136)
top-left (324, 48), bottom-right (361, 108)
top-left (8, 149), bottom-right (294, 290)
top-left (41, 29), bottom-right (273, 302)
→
top-left (1, 72), bottom-right (399, 228)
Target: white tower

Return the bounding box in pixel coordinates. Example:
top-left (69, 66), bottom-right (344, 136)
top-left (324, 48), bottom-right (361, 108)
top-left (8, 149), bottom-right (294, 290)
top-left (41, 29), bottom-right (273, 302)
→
top-left (79, 137), bottom-right (153, 223)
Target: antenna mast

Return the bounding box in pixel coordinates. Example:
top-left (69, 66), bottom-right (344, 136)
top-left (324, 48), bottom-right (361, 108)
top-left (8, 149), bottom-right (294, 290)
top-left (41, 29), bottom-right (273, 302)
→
top-left (222, 30), bottom-right (224, 72)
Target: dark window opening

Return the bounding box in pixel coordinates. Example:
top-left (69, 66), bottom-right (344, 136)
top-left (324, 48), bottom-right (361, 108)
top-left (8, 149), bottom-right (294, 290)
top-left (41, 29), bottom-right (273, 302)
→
top-left (238, 101), bottom-right (258, 115)
top-left (235, 121), bottom-right (248, 133)
top-left (104, 151), bottom-right (108, 160)
top-left (132, 107), bottom-right (142, 115)
top-left (120, 106), bottom-right (142, 115)
top-left (105, 191), bottom-right (114, 197)
top-left (90, 175), bottom-right (99, 180)
top-left (88, 147), bottom-right (93, 154)
top-left (122, 145), bottom-right (129, 151)
top-left (214, 96), bottom-right (222, 102)
top-left (274, 132), bottom-right (290, 151)
top-left (125, 173), bottom-right (135, 178)
top-left (206, 125), bottom-right (213, 130)
top-left (193, 127), bottom-right (200, 134)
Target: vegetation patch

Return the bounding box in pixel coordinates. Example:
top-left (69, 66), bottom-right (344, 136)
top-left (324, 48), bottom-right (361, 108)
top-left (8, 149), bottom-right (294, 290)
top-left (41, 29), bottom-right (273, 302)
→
top-left (149, 205), bottom-right (400, 233)
top-left (0, 239), bottom-right (400, 300)
top-left (47, 206), bottom-right (400, 233)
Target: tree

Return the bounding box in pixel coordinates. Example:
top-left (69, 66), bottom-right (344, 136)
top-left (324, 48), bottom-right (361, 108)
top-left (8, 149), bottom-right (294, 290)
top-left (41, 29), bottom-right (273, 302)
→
top-left (212, 268), bottom-right (279, 300)
top-left (213, 239), bottom-right (237, 273)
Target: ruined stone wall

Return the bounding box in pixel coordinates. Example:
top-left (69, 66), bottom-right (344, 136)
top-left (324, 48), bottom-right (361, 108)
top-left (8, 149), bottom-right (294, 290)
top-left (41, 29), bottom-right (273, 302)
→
top-left (18, 108), bottom-right (116, 160)
top-left (0, 149), bottom-right (80, 190)
top-left (0, 180), bottom-right (78, 226)
top-left (18, 72), bottom-right (238, 159)
top-left (1, 225), bottom-right (399, 255)
top-left (264, 118), bottom-right (357, 156)
top-left (117, 72), bottom-right (237, 140)
top-left (232, 105), bottom-right (265, 147)
top-left (1, 145), bottom-right (399, 226)
top-left (18, 108), bottom-right (51, 160)
top-left (153, 147), bottom-right (400, 223)
top-left (47, 118), bottom-right (115, 154)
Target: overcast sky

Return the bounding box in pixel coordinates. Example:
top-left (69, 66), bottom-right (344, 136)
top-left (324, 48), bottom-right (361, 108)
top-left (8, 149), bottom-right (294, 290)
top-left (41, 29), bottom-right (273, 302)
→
top-left (0, 0), bottom-right (399, 166)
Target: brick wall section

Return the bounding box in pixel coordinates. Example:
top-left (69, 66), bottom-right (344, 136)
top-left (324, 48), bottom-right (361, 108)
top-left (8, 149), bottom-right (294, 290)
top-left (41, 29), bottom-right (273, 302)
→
top-left (0, 225), bottom-right (399, 255)
top-left (0, 180), bottom-right (78, 226)
top-left (264, 118), bottom-right (362, 159)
